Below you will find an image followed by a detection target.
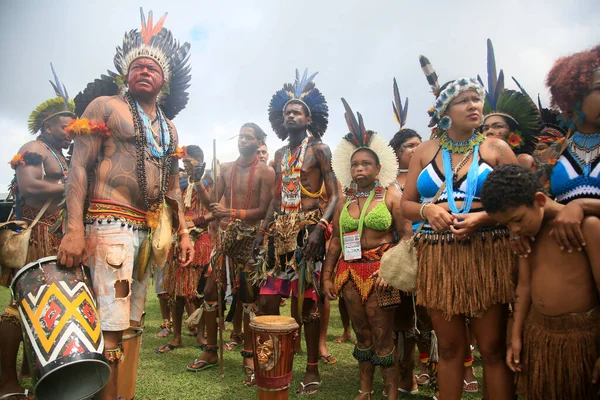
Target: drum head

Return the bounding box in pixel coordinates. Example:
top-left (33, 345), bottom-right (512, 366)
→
top-left (250, 315), bottom-right (298, 331)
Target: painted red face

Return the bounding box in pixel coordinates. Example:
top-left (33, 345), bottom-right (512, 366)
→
top-left (127, 57), bottom-right (165, 98)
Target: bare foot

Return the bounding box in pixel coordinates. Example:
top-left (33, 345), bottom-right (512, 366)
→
top-left (333, 331), bottom-right (352, 343)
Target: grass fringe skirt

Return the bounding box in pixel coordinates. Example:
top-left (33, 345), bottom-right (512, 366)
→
top-left (517, 307), bottom-right (600, 400)
top-left (416, 228), bottom-right (514, 319)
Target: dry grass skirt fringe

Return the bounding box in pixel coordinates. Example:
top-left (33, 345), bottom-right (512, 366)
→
top-left (416, 228), bottom-right (514, 319)
top-left (517, 307), bottom-right (600, 400)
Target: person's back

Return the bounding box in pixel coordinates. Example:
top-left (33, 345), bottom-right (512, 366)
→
top-left (482, 164), bottom-right (600, 400)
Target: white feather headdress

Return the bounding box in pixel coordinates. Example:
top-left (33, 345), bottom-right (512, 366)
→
top-left (332, 98), bottom-right (398, 191)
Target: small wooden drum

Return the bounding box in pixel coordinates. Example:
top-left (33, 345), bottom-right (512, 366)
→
top-left (250, 315), bottom-right (299, 399)
top-left (117, 312), bottom-right (145, 400)
top-left (10, 256), bottom-right (110, 400)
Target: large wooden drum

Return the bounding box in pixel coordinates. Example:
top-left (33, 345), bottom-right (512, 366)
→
top-left (117, 312), bottom-right (145, 400)
top-left (250, 315), bottom-right (299, 399)
top-left (10, 256), bottom-right (110, 400)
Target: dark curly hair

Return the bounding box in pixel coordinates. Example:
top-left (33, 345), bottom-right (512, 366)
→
top-left (481, 164), bottom-right (543, 214)
top-left (389, 128), bottom-right (422, 152)
top-left (546, 45), bottom-right (600, 112)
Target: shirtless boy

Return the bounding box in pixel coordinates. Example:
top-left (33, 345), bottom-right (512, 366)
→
top-left (481, 163), bottom-right (600, 400)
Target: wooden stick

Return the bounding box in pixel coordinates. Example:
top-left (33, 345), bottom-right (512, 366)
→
top-left (213, 138), bottom-right (225, 378)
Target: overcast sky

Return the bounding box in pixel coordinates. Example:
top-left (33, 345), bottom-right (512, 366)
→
top-left (0, 0), bottom-right (598, 190)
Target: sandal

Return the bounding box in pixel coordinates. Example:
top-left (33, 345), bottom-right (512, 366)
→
top-left (319, 354), bottom-right (337, 365)
top-left (187, 358), bottom-right (217, 372)
top-left (356, 390), bottom-right (374, 399)
top-left (463, 380), bottom-right (479, 393)
top-left (297, 381), bottom-right (322, 396)
top-left (225, 332), bottom-right (244, 351)
top-left (415, 373), bottom-right (430, 386)
top-left (154, 343), bottom-right (182, 354)
top-left (243, 365), bottom-right (255, 387)
top-left (0, 389), bottom-right (32, 400)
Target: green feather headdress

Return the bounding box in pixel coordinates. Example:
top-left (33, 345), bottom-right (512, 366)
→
top-left (28, 97), bottom-right (75, 134)
top-left (27, 63), bottom-right (75, 134)
top-left (479, 39), bottom-right (541, 155)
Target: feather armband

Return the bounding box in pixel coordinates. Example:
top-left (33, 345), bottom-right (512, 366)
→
top-left (65, 118), bottom-right (111, 138)
top-left (9, 151), bottom-right (43, 169)
top-left (173, 146), bottom-right (187, 160)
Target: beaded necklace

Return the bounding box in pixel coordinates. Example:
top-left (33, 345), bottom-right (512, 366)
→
top-left (440, 131), bottom-right (482, 214)
top-left (230, 156), bottom-right (259, 210)
top-left (134, 100), bottom-right (170, 158)
top-left (439, 131), bottom-right (484, 154)
top-left (37, 136), bottom-right (68, 181)
top-left (281, 136), bottom-right (309, 213)
top-left (569, 131), bottom-right (600, 171)
top-left (126, 91), bottom-right (173, 211)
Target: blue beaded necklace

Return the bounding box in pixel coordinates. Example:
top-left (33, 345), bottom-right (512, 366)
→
top-left (135, 100), bottom-right (170, 158)
top-left (569, 131), bottom-right (600, 173)
top-left (441, 132), bottom-right (481, 214)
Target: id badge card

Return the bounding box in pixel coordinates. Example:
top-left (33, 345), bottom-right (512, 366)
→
top-left (343, 231), bottom-right (362, 261)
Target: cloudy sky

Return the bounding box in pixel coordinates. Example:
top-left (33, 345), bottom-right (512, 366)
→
top-left (0, 0), bottom-right (598, 190)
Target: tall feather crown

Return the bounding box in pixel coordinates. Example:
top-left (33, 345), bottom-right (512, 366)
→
top-left (392, 78), bottom-right (409, 129)
top-left (331, 98), bottom-right (398, 190)
top-left (268, 68), bottom-right (329, 140)
top-left (74, 8), bottom-right (191, 120)
top-left (28, 63), bottom-right (75, 134)
top-left (478, 39), bottom-right (542, 155)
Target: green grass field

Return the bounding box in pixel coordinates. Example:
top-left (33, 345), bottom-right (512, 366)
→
top-left (0, 285), bottom-right (484, 399)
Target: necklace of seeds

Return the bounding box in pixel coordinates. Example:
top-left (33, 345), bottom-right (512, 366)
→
top-left (126, 91), bottom-right (173, 211)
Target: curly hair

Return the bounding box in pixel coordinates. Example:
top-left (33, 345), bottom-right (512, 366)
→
top-left (546, 45), bottom-right (600, 111)
top-left (389, 128), bottom-right (422, 152)
top-left (481, 164), bottom-right (543, 214)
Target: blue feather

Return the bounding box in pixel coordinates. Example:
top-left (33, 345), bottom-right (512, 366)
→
top-left (402, 98), bottom-right (409, 127)
top-left (293, 68), bottom-right (319, 98)
top-left (50, 63), bottom-right (69, 107)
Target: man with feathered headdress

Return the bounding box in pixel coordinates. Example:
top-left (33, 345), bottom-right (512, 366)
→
top-left (56, 8), bottom-right (194, 399)
top-left (0, 64), bottom-right (74, 400)
top-left (252, 69), bottom-right (340, 395)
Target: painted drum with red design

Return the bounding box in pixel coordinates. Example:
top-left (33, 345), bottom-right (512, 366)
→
top-left (250, 315), bottom-right (299, 399)
top-left (11, 256), bottom-right (110, 400)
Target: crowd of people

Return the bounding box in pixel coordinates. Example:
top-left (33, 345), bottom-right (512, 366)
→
top-left (0, 7), bottom-right (599, 400)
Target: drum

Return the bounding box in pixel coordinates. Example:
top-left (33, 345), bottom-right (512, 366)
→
top-left (117, 312), bottom-right (145, 400)
top-left (250, 315), bottom-right (299, 400)
top-left (10, 256), bottom-right (110, 400)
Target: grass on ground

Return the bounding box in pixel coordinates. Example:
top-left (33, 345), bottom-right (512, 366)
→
top-left (0, 285), bottom-right (484, 399)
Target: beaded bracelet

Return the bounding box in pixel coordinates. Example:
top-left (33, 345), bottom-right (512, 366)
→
top-left (179, 228), bottom-right (189, 236)
top-left (239, 209), bottom-right (246, 221)
top-left (419, 203), bottom-right (431, 220)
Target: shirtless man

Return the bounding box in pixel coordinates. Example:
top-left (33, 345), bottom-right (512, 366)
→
top-left (56, 11), bottom-right (193, 400)
top-left (187, 123), bottom-right (274, 386)
top-left (0, 71), bottom-right (74, 400)
top-left (482, 164), bottom-right (600, 399)
top-left (253, 70), bottom-right (340, 395)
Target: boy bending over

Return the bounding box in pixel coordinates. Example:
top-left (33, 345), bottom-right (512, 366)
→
top-left (482, 164), bottom-right (600, 400)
